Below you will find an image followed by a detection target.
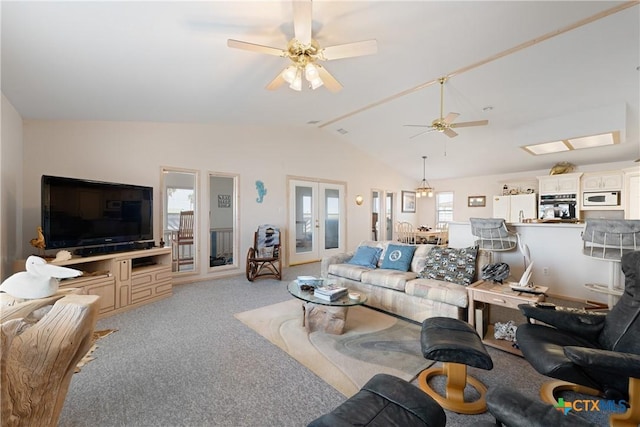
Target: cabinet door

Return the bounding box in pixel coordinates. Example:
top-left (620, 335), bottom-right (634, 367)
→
top-left (582, 173), bottom-right (623, 191)
top-left (626, 174), bottom-right (640, 219)
top-left (582, 175), bottom-right (602, 191)
top-left (85, 279), bottom-right (117, 314)
top-left (539, 178), bottom-right (559, 194)
top-left (492, 196), bottom-right (510, 221)
top-left (600, 173), bottom-right (623, 190)
top-left (557, 176), bottom-right (578, 193)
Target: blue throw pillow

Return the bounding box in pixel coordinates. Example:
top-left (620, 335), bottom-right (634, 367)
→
top-left (347, 246), bottom-right (383, 268)
top-left (380, 244), bottom-right (417, 272)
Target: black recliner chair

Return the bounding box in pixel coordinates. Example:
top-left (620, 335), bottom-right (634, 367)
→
top-left (307, 373), bottom-right (446, 427)
top-left (516, 250), bottom-right (640, 427)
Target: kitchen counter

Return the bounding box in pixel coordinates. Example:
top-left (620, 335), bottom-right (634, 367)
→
top-left (449, 221), bottom-right (612, 304)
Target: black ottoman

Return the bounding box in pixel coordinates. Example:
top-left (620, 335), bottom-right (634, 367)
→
top-left (418, 317), bottom-right (493, 414)
top-left (307, 373), bottom-right (446, 427)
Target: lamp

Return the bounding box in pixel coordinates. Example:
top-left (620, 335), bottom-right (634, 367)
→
top-left (280, 41), bottom-right (325, 92)
top-left (416, 156), bottom-right (434, 198)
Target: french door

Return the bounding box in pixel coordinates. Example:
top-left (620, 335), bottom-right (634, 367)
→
top-left (288, 178), bottom-right (346, 265)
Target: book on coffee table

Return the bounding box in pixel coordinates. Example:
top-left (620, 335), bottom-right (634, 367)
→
top-left (314, 284), bottom-right (348, 301)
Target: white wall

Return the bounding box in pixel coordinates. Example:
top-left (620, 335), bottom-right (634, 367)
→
top-left (21, 119), bottom-right (418, 281)
top-left (1, 94), bottom-right (24, 281)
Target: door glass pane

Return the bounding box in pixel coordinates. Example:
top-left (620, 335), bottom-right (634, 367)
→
top-left (385, 192), bottom-right (394, 240)
top-left (371, 190), bottom-right (381, 241)
top-left (161, 168), bottom-right (198, 275)
top-left (295, 185), bottom-right (313, 254)
top-left (324, 188), bottom-right (339, 249)
top-left (209, 174), bottom-right (237, 271)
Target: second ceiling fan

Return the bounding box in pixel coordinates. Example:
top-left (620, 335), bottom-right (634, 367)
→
top-left (227, 0), bottom-right (377, 92)
top-left (405, 77), bottom-right (489, 139)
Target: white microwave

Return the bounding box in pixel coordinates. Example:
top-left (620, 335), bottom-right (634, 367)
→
top-left (583, 191), bottom-right (621, 206)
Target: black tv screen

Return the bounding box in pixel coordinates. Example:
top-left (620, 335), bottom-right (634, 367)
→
top-left (42, 175), bottom-right (153, 250)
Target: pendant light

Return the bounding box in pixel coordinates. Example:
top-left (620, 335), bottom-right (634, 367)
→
top-left (416, 156), bottom-right (434, 198)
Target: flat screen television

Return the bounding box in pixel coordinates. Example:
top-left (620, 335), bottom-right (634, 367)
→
top-left (42, 175), bottom-right (153, 252)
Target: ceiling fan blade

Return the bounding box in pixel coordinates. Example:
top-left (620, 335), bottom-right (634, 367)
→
top-left (442, 112), bottom-right (459, 125)
top-left (293, 0), bottom-right (312, 45)
top-left (443, 128), bottom-right (459, 138)
top-left (409, 129), bottom-right (436, 139)
top-left (316, 65), bottom-right (343, 93)
top-left (450, 119), bottom-right (489, 128)
top-left (321, 40), bottom-right (378, 60)
top-left (403, 124), bottom-right (431, 128)
top-left (227, 39), bottom-right (285, 56)
top-left (266, 70), bottom-right (286, 90)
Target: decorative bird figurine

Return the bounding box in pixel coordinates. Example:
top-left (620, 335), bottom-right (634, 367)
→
top-left (0, 256), bottom-right (82, 299)
top-left (30, 226), bottom-right (46, 250)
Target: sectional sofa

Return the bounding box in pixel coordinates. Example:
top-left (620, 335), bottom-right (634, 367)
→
top-left (320, 240), bottom-right (490, 323)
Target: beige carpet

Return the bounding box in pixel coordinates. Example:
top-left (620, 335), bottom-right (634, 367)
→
top-left (235, 300), bottom-right (433, 397)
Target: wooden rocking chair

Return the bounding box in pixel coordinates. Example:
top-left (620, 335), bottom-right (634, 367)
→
top-left (246, 225), bottom-right (282, 281)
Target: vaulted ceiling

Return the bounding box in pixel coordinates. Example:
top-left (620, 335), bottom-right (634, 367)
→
top-left (2, 1), bottom-right (638, 181)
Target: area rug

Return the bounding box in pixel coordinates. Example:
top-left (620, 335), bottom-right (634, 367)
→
top-left (75, 329), bottom-right (118, 373)
top-left (235, 300), bottom-right (433, 396)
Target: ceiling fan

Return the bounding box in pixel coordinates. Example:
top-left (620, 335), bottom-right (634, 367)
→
top-left (405, 77), bottom-right (489, 139)
top-left (227, 0), bottom-right (377, 92)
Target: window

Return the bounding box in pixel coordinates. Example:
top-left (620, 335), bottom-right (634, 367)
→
top-left (436, 192), bottom-right (454, 224)
top-left (166, 187), bottom-right (195, 231)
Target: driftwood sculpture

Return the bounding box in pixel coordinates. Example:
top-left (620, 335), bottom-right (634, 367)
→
top-left (1, 292), bottom-right (100, 427)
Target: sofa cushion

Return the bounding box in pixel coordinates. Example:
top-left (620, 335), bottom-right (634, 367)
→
top-left (361, 269), bottom-right (418, 291)
top-left (327, 263), bottom-right (370, 282)
top-left (419, 246), bottom-right (479, 286)
top-left (380, 244), bottom-right (417, 272)
top-left (405, 279), bottom-right (469, 308)
top-left (410, 244), bottom-right (436, 273)
top-left (347, 246), bottom-right (383, 268)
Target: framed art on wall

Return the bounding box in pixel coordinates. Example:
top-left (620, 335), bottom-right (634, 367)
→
top-left (468, 196), bottom-right (486, 207)
top-left (402, 191), bottom-right (416, 213)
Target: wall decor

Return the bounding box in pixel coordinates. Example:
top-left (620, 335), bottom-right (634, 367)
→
top-left (255, 180), bottom-right (267, 203)
top-left (468, 195), bottom-right (486, 207)
top-left (218, 194), bottom-right (231, 208)
top-left (401, 191), bottom-right (416, 213)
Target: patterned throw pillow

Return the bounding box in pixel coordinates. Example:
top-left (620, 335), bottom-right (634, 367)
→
top-left (347, 246), bottom-right (383, 269)
top-left (380, 244), bottom-right (417, 272)
top-left (419, 246), bottom-right (479, 286)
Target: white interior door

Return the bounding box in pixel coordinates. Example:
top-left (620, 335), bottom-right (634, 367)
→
top-left (288, 179), bottom-right (345, 265)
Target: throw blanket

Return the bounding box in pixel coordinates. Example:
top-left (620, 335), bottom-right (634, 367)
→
top-left (257, 225), bottom-right (280, 248)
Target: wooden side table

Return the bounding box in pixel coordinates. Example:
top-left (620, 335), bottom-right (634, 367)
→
top-left (467, 280), bottom-right (548, 356)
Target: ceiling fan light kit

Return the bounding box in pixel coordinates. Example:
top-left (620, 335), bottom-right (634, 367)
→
top-left (416, 156), bottom-right (434, 198)
top-left (227, 0), bottom-right (377, 93)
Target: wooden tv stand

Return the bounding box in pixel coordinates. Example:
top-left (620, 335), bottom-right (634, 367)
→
top-left (46, 247), bottom-right (172, 318)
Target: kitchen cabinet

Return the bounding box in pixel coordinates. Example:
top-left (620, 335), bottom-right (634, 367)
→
top-left (624, 167), bottom-right (640, 219)
top-left (582, 171), bottom-right (623, 191)
top-left (492, 194), bottom-right (537, 223)
top-left (537, 173), bottom-right (582, 195)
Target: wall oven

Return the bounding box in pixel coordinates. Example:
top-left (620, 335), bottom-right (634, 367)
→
top-left (539, 193), bottom-right (577, 220)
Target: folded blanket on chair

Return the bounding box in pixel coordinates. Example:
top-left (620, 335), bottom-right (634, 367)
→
top-left (257, 225), bottom-right (280, 248)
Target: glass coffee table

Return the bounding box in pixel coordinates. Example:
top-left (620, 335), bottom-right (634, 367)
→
top-left (287, 280), bottom-right (367, 335)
